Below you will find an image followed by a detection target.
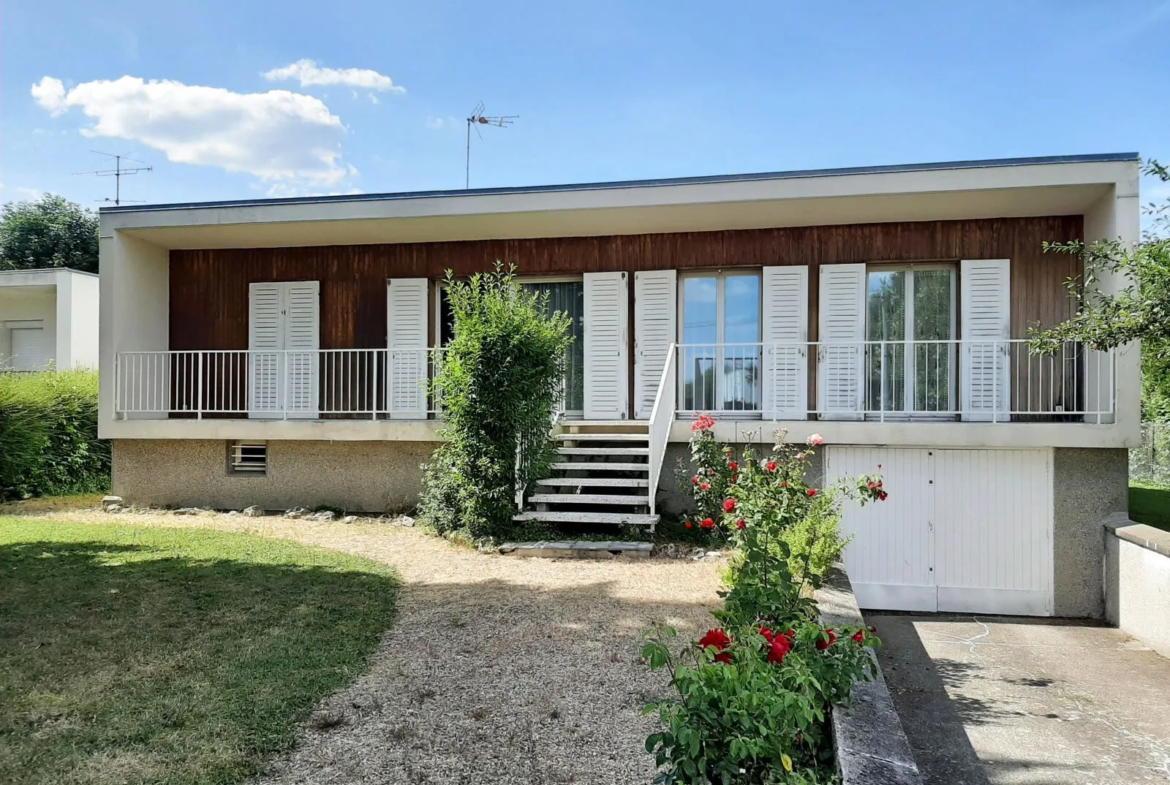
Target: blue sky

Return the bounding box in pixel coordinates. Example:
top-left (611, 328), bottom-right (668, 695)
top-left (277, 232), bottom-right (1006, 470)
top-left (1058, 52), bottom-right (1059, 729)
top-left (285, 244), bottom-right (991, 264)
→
top-left (2, 0), bottom-right (1169, 208)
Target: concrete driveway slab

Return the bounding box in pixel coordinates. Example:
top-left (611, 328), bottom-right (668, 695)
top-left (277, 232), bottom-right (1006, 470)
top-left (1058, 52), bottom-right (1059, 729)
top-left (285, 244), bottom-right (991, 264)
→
top-left (866, 613), bottom-right (1170, 785)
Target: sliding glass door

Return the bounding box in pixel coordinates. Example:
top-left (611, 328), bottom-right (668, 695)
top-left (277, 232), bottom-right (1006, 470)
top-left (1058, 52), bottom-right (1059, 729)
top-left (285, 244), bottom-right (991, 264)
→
top-left (680, 271), bottom-right (761, 413)
top-left (865, 266), bottom-right (956, 414)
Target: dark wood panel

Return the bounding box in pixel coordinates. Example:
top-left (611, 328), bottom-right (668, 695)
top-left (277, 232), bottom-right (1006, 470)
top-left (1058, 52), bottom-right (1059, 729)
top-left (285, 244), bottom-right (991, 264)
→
top-left (169, 216), bottom-right (1084, 353)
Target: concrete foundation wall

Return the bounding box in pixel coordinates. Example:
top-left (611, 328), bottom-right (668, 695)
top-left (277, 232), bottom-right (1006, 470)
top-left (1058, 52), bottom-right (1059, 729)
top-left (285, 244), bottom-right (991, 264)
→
top-left (1053, 448), bottom-right (1130, 617)
top-left (1105, 515), bottom-right (1170, 659)
top-left (113, 439), bottom-right (438, 514)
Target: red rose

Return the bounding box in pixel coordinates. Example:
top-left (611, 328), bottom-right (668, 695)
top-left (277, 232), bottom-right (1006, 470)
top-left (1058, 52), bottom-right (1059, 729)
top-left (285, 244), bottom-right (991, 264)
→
top-left (700, 483), bottom-right (710, 491)
top-left (768, 634), bottom-right (792, 664)
top-left (807, 488), bottom-right (817, 498)
top-left (713, 651), bottom-right (733, 665)
top-left (867, 481), bottom-right (876, 490)
top-left (852, 629), bottom-right (866, 644)
top-left (766, 461), bottom-right (778, 472)
top-left (692, 476), bottom-right (700, 485)
top-left (684, 521), bottom-right (693, 529)
top-left (699, 628), bottom-right (731, 657)
top-left (723, 498), bottom-right (736, 513)
top-left (700, 518), bottom-right (715, 529)
top-left (735, 519), bottom-right (746, 530)
top-left (728, 461), bottom-right (738, 472)
top-left (759, 626), bottom-right (775, 642)
top-left (879, 490), bottom-right (888, 501)
top-left (816, 628), bottom-right (836, 650)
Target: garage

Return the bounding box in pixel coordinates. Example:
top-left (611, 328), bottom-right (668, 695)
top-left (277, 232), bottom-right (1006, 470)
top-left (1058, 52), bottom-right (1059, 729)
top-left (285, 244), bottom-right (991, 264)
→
top-left (827, 447), bottom-right (1054, 616)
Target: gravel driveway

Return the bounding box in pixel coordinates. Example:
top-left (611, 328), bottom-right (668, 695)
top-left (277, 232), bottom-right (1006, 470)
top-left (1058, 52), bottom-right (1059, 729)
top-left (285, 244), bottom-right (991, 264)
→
top-left (49, 510), bottom-right (723, 785)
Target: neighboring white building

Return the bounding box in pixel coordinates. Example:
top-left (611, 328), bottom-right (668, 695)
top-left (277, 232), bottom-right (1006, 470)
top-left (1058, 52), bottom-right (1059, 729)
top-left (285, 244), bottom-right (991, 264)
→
top-left (98, 153), bottom-right (1141, 618)
top-left (0, 268), bottom-right (100, 371)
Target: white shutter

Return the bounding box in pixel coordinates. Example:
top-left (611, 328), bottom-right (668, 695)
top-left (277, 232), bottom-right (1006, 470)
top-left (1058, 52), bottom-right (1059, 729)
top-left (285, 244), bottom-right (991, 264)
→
top-left (633, 270), bottom-right (676, 419)
top-left (10, 327), bottom-right (50, 371)
top-left (387, 278), bottom-right (429, 419)
top-left (761, 265), bottom-right (809, 420)
top-left (249, 283), bottom-right (283, 418)
top-left (817, 263), bottom-right (866, 420)
top-left (961, 259), bottom-right (1011, 422)
top-left (284, 281), bottom-right (320, 419)
top-left (583, 271), bottom-right (629, 420)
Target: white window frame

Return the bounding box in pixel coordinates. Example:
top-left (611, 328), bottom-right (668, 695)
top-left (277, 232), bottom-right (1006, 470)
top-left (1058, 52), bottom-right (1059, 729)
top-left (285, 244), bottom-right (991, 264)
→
top-left (677, 268), bottom-right (763, 416)
top-left (864, 263), bottom-right (958, 416)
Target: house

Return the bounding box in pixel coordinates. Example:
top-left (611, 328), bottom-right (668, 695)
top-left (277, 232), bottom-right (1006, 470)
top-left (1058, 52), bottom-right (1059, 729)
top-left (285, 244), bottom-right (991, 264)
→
top-left (98, 152), bottom-right (1140, 618)
top-left (0, 268), bottom-right (100, 371)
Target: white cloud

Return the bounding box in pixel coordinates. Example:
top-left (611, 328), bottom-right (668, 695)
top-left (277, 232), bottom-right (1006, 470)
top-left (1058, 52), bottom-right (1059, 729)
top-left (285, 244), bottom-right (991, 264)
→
top-left (31, 75), bottom-right (351, 186)
top-left (263, 59), bottom-right (405, 93)
top-left (425, 115), bottom-right (459, 130)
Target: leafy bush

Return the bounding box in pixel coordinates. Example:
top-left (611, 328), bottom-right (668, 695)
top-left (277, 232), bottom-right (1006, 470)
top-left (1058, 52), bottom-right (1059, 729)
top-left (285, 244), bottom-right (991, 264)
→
top-left (643, 431), bottom-right (887, 784)
top-left (675, 414), bottom-right (735, 541)
top-left (419, 265), bottom-right (572, 541)
top-left (0, 370), bottom-right (109, 500)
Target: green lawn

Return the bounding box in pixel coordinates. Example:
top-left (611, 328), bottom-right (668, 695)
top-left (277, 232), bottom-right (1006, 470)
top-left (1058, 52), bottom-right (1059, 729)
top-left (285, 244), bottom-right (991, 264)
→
top-left (0, 519), bottom-right (399, 785)
top-left (1129, 483), bottom-right (1170, 532)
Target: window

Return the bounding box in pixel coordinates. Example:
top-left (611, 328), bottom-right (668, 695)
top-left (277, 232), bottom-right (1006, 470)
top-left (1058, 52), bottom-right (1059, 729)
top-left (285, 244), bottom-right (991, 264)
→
top-left (228, 441), bottom-right (268, 475)
top-left (679, 271), bottom-right (761, 412)
top-left (865, 266), bottom-right (956, 414)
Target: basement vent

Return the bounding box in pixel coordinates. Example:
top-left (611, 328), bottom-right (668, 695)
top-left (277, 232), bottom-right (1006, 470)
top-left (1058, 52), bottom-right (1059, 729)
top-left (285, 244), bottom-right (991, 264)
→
top-left (228, 441), bottom-right (268, 475)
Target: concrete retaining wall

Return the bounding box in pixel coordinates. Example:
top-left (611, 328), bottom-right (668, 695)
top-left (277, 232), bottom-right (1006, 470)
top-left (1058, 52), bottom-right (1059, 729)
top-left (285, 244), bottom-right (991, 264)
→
top-left (817, 567), bottom-right (922, 785)
top-left (1104, 513), bottom-right (1170, 658)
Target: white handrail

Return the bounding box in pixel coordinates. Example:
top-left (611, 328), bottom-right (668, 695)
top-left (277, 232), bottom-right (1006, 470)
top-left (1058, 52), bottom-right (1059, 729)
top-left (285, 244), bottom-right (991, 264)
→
top-left (646, 343), bottom-right (678, 516)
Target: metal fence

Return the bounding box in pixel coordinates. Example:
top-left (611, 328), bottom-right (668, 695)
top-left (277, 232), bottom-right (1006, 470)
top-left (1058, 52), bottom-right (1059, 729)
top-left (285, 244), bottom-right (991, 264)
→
top-left (1131, 421), bottom-right (1170, 486)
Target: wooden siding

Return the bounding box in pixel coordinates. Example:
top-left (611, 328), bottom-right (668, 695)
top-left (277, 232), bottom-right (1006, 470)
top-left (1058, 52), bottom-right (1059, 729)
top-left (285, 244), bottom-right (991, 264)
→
top-left (170, 216), bottom-right (1083, 354)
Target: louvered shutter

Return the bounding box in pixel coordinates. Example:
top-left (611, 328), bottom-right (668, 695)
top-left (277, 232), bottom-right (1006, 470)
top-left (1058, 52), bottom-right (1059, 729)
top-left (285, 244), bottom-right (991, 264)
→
top-left (762, 265), bottom-right (809, 420)
top-left (387, 278), bottom-right (429, 419)
top-left (961, 259), bottom-right (1011, 422)
top-left (583, 272), bottom-right (629, 420)
top-left (283, 281), bottom-right (320, 418)
top-left (10, 327), bottom-right (51, 371)
top-left (249, 283), bottom-right (283, 418)
top-left (817, 263), bottom-right (866, 420)
top-left (633, 270), bottom-right (676, 419)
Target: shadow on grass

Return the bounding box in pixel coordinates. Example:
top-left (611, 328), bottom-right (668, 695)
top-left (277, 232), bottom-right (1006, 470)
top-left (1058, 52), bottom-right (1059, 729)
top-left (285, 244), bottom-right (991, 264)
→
top-left (0, 534), bottom-right (399, 785)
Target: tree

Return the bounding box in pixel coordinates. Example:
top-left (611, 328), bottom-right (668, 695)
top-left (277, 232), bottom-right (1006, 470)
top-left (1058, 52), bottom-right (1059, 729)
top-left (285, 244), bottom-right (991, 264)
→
top-left (0, 195), bottom-right (99, 274)
top-left (1031, 160), bottom-right (1170, 418)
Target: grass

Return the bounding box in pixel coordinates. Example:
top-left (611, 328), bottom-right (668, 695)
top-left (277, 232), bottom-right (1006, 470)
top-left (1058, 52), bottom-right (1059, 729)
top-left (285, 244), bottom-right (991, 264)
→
top-left (0, 519), bottom-right (399, 785)
top-left (1129, 482), bottom-right (1170, 532)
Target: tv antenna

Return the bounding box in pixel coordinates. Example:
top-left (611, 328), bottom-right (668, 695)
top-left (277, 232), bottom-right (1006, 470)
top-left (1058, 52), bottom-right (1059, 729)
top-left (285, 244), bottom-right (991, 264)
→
top-left (73, 151), bottom-right (153, 206)
top-left (465, 102), bottom-right (516, 189)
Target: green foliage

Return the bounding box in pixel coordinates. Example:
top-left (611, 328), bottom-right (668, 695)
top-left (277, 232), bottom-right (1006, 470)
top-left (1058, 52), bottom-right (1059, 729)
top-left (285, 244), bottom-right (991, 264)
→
top-left (1029, 159), bottom-right (1170, 418)
top-left (0, 195), bottom-right (99, 274)
top-left (419, 265), bottom-right (572, 540)
top-left (643, 430), bottom-right (886, 784)
top-left (0, 370), bottom-right (109, 500)
top-left (675, 413), bottom-right (734, 541)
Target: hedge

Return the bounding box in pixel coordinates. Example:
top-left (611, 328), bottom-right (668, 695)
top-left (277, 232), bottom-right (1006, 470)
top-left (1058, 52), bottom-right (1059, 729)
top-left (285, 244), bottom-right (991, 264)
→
top-left (0, 370), bottom-right (109, 500)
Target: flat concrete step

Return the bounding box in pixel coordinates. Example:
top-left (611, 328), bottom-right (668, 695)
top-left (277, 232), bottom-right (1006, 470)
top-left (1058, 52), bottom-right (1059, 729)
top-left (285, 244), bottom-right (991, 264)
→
top-left (549, 462), bottom-right (649, 472)
top-left (558, 447), bottom-right (649, 456)
top-left (512, 511), bottom-right (660, 526)
top-left (535, 477), bottom-right (649, 488)
top-left (554, 433), bottom-right (648, 441)
top-left (528, 493), bottom-right (648, 506)
top-left (499, 540), bottom-right (654, 559)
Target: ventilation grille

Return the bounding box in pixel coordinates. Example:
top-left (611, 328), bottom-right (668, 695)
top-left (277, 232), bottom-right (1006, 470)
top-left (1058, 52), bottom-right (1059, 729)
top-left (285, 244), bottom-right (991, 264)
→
top-left (229, 441), bottom-right (268, 475)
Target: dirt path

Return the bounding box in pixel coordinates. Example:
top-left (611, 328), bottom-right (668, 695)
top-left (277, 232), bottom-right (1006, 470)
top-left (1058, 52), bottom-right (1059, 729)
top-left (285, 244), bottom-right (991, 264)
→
top-left (32, 508), bottom-right (723, 784)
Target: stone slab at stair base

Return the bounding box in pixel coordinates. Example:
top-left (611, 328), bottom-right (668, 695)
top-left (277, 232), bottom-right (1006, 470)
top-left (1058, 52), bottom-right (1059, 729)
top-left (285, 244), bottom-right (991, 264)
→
top-left (816, 566), bottom-right (923, 785)
top-left (498, 541), bottom-right (652, 560)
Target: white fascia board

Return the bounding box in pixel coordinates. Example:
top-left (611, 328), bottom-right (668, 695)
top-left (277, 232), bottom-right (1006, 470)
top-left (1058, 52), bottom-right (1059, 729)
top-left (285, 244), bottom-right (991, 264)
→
top-left (100, 418), bottom-right (445, 442)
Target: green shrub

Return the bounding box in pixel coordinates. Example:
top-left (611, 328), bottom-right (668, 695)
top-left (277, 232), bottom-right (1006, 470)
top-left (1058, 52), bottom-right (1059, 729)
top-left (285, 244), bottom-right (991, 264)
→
top-left (419, 265), bottom-right (572, 541)
top-left (0, 370), bottom-right (109, 500)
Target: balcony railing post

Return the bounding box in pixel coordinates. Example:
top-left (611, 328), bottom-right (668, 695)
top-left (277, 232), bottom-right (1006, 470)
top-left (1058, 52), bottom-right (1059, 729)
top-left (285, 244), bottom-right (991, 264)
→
top-left (879, 341), bottom-right (886, 423)
top-left (197, 351), bottom-right (204, 420)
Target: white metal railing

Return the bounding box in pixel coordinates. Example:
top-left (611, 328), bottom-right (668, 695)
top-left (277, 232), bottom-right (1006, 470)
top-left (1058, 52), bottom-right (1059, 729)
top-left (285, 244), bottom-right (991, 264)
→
top-left (646, 343), bottom-right (678, 515)
top-left (675, 339), bottom-right (1115, 422)
top-left (114, 348), bottom-right (445, 419)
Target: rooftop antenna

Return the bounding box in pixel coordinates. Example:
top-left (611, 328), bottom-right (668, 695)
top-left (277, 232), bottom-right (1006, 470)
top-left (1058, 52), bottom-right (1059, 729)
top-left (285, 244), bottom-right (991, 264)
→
top-left (466, 102), bottom-right (517, 189)
top-left (73, 150), bottom-right (153, 206)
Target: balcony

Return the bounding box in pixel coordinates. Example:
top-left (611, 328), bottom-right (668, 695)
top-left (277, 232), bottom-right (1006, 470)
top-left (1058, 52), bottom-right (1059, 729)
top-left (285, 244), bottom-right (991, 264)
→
top-left (114, 349), bottom-right (444, 420)
top-left (674, 340), bottom-right (1115, 423)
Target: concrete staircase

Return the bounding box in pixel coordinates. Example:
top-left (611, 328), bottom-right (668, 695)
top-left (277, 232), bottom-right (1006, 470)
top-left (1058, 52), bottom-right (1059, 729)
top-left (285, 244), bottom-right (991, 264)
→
top-left (513, 421), bottom-right (659, 530)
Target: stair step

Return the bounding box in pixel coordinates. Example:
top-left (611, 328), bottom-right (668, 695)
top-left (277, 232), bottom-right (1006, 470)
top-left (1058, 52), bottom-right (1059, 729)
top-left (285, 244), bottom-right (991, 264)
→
top-left (536, 477), bottom-right (649, 488)
top-left (562, 420), bottom-right (648, 428)
top-left (512, 511), bottom-right (660, 526)
top-left (558, 447), bottom-right (649, 456)
top-left (549, 462), bottom-right (650, 472)
top-left (554, 433), bottom-right (648, 442)
top-left (528, 493), bottom-right (648, 506)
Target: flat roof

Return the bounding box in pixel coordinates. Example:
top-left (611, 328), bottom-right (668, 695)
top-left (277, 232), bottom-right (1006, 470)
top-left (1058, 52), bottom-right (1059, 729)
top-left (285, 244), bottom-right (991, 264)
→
top-left (101, 152), bottom-right (1139, 215)
top-left (0, 267), bottom-right (98, 278)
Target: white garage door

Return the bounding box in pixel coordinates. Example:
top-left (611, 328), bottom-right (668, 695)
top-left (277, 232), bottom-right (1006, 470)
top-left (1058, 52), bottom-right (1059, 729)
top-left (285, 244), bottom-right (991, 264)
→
top-left (827, 447), bottom-right (1054, 616)
top-left (10, 327), bottom-right (51, 371)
